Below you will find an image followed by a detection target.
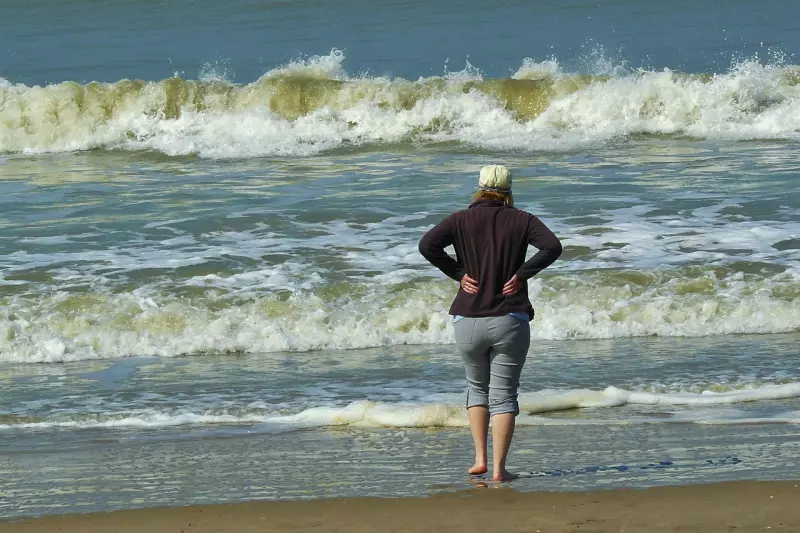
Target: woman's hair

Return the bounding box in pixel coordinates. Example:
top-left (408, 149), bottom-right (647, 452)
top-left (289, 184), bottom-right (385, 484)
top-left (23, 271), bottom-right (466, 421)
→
top-left (472, 189), bottom-right (514, 207)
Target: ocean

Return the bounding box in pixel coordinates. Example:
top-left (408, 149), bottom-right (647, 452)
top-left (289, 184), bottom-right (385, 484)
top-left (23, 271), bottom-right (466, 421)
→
top-left (1, 0), bottom-right (799, 518)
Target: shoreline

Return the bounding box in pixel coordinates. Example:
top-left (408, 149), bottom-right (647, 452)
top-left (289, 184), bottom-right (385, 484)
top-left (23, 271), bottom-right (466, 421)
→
top-left (2, 480), bottom-right (798, 533)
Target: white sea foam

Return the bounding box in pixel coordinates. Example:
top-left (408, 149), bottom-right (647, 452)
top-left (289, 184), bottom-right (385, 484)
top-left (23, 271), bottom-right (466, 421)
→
top-left (2, 52), bottom-right (800, 157)
top-left (606, 383), bottom-right (800, 405)
top-left (260, 48), bottom-right (349, 80)
top-left (670, 409), bottom-right (800, 424)
top-left (512, 58), bottom-right (565, 80)
top-left (3, 383), bottom-right (797, 431)
top-left (5, 191), bottom-right (797, 285)
top-left (534, 62), bottom-right (800, 142)
top-left (0, 412), bottom-right (279, 431)
top-left (2, 195), bottom-right (799, 362)
top-left (1, 262), bottom-right (798, 362)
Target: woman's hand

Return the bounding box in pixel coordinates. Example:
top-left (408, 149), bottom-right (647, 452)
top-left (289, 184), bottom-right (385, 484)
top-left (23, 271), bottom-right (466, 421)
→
top-left (502, 274), bottom-right (524, 296)
top-left (460, 274), bottom-right (479, 294)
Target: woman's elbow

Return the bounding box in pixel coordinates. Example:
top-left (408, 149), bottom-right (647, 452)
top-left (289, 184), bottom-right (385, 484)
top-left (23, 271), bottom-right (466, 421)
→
top-left (418, 238), bottom-right (433, 259)
top-left (550, 239), bottom-right (563, 260)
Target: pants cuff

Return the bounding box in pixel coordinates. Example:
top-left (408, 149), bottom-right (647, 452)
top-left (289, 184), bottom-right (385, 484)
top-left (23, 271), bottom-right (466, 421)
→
top-left (489, 400), bottom-right (520, 417)
top-left (466, 389), bottom-right (489, 409)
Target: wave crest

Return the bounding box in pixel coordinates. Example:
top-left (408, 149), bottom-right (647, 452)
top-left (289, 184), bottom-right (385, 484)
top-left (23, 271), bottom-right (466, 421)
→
top-left (3, 51), bottom-right (800, 157)
top-left (1, 267), bottom-right (798, 363)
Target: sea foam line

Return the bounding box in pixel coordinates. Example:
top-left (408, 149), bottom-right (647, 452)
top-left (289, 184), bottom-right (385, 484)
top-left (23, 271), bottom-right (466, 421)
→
top-left (3, 383), bottom-right (797, 430)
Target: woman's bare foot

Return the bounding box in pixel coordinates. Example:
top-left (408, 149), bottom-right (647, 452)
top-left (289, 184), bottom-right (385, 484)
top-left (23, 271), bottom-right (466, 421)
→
top-left (468, 463), bottom-right (488, 475)
top-left (491, 469), bottom-right (518, 482)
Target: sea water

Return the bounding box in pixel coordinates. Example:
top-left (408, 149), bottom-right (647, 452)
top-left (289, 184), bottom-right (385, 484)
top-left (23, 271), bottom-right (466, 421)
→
top-left (1, 0), bottom-right (799, 518)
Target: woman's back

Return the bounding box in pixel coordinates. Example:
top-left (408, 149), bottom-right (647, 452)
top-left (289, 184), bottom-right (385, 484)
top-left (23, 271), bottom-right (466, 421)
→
top-left (419, 199), bottom-right (561, 320)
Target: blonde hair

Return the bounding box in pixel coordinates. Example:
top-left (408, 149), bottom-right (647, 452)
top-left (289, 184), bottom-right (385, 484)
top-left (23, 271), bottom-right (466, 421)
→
top-left (472, 189), bottom-right (514, 207)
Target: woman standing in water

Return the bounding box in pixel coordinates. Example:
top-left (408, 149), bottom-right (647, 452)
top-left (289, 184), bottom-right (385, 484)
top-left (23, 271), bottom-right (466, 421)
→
top-left (418, 165), bottom-right (562, 481)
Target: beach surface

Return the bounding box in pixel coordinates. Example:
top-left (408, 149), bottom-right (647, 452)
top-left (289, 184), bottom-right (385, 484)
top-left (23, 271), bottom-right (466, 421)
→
top-left (3, 481), bottom-right (798, 533)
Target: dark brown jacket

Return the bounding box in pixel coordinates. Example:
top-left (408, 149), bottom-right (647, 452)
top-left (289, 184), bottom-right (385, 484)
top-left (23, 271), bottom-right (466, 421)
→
top-left (418, 200), bottom-right (562, 320)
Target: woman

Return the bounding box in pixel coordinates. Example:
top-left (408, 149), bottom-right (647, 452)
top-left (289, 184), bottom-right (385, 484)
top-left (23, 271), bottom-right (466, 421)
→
top-left (418, 165), bottom-right (562, 482)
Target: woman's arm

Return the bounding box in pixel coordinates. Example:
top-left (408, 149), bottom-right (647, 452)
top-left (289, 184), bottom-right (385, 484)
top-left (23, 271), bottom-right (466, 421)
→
top-left (418, 214), bottom-right (467, 282)
top-left (516, 215), bottom-right (563, 280)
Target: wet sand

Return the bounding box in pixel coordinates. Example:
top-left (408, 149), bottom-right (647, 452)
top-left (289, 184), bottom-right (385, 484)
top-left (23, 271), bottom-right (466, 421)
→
top-left (2, 480), bottom-right (798, 532)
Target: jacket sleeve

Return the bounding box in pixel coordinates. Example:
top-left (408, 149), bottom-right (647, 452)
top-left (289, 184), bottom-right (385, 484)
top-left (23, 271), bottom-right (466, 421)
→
top-left (516, 214), bottom-right (563, 281)
top-left (418, 214), bottom-right (467, 282)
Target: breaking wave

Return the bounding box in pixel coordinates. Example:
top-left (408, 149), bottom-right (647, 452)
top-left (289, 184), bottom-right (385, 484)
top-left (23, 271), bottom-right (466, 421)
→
top-left (3, 50), bottom-right (800, 157)
top-left (2, 266), bottom-right (798, 363)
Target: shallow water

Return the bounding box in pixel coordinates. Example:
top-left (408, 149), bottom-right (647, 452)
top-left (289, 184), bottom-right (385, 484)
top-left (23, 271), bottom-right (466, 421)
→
top-left (2, 335), bottom-right (799, 517)
top-left (2, 334), bottom-right (800, 517)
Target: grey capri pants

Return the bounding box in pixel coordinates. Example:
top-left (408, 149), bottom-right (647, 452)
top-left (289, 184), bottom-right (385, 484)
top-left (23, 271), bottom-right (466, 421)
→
top-left (453, 315), bottom-right (531, 417)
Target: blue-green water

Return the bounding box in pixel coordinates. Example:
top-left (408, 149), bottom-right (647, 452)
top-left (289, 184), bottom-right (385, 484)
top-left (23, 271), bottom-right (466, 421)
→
top-left (1, 0), bottom-right (799, 518)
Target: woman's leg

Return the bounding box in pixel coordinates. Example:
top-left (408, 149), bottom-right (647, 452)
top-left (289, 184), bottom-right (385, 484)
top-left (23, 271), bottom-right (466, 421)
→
top-left (487, 316), bottom-right (530, 481)
top-left (490, 413), bottom-right (516, 481)
top-left (467, 406), bottom-right (489, 474)
top-left (455, 318), bottom-right (491, 475)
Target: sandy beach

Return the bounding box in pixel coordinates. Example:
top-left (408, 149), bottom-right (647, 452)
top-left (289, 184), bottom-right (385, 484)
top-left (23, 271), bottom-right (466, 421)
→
top-left (2, 480), bottom-right (798, 533)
